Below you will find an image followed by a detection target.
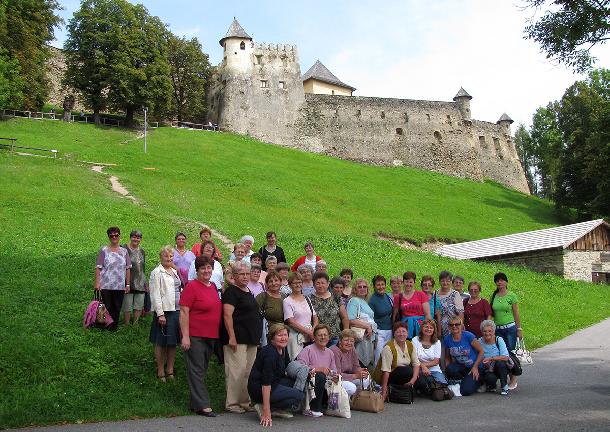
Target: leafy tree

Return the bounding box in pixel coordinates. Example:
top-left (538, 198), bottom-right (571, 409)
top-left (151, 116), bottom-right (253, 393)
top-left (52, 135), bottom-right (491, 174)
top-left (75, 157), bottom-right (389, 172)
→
top-left (554, 69), bottom-right (610, 218)
top-left (167, 35), bottom-right (211, 123)
top-left (523, 0), bottom-right (610, 72)
top-left (0, 0), bottom-right (61, 109)
top-left (529, 104), bottom-right (563, 198)
top-left (63, 0), bottom-right (116, 124)
top-left (0, 49), bottom-right (24, 108)
top-left (105, 2), bottom-right (172, 126)
top-left (514, 124), bottom-right (536, 195)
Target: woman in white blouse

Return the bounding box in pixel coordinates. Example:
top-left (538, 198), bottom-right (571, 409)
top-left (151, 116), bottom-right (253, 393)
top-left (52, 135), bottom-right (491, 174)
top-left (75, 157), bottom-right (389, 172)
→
top-left (412, 319), bottom-right (447, 386)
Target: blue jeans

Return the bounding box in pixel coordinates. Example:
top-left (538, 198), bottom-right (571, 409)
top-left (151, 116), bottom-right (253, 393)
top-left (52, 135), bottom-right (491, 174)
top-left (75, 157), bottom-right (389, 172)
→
top-left (445, 363), bottom-right (479, 396)
top-left (430, 370), bottom-right (448, 384)
top-left (269, 378), bottom-right (304, 411)
top-left (496, 325), bottom-right (517, 352)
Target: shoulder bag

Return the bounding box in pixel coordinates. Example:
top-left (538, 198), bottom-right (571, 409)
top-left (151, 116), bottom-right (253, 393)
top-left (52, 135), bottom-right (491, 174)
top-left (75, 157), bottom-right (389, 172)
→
top-left (388, 383), bottom-right (414, 404)
top-left (351, 377), bottom-right (384, 413)
top-left (350, 301), bottom-right (366, 341)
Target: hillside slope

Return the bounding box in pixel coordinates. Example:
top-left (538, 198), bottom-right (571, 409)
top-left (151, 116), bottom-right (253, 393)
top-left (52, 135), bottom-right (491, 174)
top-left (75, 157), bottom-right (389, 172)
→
top-left (1, 118), bottom-right (607, 428)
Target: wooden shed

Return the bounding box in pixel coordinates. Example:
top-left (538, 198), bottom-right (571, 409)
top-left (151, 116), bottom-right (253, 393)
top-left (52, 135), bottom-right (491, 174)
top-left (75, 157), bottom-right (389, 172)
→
top-left (435, 219), bottom-right (610, 283)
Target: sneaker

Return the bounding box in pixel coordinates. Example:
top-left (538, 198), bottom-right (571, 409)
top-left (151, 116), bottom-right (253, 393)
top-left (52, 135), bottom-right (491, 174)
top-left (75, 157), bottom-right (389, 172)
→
top-left (477, 385), bottom-right (486, 393)
top-left (253, 404), bottom-right (263, 420)
top-left (303, 409), bottom-right (323, 418)
top-left (272, 409), bottom-right (294, 418)
top-left (501, 385), bottom-right (509, 396)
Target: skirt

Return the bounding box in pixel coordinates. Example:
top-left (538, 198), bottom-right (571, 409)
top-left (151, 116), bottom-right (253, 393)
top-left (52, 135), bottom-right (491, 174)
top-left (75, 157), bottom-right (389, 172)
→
top-left (149, 310), bottom-right (180, 346)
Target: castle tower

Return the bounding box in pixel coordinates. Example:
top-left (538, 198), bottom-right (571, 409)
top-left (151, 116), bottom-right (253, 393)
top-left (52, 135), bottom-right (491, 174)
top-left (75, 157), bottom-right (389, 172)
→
top-left (219, 18), bottom-right (253, 73)
top-left (453, 87), bottom-right (472, 122)
top-left (497, 113), bottom-right (514, 134)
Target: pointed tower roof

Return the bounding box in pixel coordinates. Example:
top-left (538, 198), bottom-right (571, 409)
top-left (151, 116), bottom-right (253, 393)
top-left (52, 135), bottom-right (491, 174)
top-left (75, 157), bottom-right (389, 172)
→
top-left (497, 113), bottom-right (514, 124)
top-left (453, 87), bottom-right (472, 100)
top-left (302, 60), bottom-right (356, 91)
top-left (219, 18), bottom-right (252, 46)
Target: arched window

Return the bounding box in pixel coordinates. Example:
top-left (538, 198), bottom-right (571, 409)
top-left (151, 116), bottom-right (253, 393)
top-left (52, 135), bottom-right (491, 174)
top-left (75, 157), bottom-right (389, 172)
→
top-left (240, 41), bottom-right (245, 50)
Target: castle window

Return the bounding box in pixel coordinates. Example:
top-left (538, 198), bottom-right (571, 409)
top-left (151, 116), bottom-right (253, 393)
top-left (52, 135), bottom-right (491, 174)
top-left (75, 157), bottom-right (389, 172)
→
top-left (255, 55), bottom-right (263, 65)
top-left (479, 136), bottom-right (486, 147)
top-left (381, 111), bottom-right (385, 119)
top-left (396, 128), bottom-right (404, 135)
top-left (434, 131), bottom-right (442, 143)
top-left (356, 109), bottom-right (361, 117)
top-left (493, 137), bottom-right (502, 158)
top-left (332, 90), bottom-right (335, 95)
top-left (240, 41), bottom-right (245, 50)
top-left (404, 113), bottom-right (409, 123)
top-left (426, 114), bottom-right (431, 121)
top-left (260, 80), bottom-right (268, 88)
top-left (279, 81), bottom-right (286, 89)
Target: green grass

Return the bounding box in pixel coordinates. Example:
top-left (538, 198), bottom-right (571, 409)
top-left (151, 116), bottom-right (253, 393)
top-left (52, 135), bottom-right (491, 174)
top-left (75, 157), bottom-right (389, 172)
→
top-left (1, 117), bottom-right (608, 428)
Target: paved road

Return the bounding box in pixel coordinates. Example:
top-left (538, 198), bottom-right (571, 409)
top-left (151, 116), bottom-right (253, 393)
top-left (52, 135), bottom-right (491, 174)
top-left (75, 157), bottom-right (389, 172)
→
top-left (11, 319), bottom-right (610, 432)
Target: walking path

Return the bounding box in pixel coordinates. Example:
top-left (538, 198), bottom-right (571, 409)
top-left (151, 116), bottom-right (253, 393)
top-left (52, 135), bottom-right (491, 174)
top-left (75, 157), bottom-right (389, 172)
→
top-left (10, 318), bottom-right (610, 432)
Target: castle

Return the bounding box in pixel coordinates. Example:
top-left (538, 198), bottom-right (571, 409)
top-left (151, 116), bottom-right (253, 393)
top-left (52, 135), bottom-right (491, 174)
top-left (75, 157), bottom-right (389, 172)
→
top-left (207, 19), bottom-right (530, 194)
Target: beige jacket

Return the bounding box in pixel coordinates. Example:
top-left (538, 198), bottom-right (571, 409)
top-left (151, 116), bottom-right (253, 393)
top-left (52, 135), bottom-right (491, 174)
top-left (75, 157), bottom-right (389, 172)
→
top-left (149, 264), bottom-right (179, 316)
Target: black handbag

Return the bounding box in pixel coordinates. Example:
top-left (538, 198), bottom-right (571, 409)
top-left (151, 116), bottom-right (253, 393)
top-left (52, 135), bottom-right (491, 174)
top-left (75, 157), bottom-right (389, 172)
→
top-left (509, 352), bottom-right (523, 376)
top-left (388, 383), bottom-right (414, 404)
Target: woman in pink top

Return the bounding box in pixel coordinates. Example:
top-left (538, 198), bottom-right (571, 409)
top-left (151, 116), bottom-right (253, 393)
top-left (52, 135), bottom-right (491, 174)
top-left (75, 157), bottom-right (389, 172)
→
top-left (283, 272), bottom-right (318, 360)
top-left (392, 271), bottom-right (431, 339)
top-left (296, 324), bottom-right (339, 418)
top-left (330, 329), bottom-right (370, 396)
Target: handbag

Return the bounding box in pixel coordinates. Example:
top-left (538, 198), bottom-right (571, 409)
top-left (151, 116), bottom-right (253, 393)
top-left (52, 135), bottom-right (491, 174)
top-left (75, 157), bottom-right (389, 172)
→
top-left (495, 337), bottom-right (523, 376)
top-left (350, 301), bottom-right (366, 341)
top-left (515, 338), bottom-right (533, 365)
top-left (351, 378), bottom-right (384, 413)
top-left (430, 381), bottom-right (453, 401)
top-left (92, 291), bottom-right (114, 327)
top-left (325, 376), bottom-right (351, 418)
top-left (388, 383), bottom-right (414, 404)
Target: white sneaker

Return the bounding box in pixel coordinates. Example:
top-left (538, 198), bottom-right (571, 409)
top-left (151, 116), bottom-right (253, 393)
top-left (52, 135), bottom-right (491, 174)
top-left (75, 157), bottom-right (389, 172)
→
top-left (303, 409), bottom-right (323, 418)
top-left (272, 409), bottom-right (294, 418)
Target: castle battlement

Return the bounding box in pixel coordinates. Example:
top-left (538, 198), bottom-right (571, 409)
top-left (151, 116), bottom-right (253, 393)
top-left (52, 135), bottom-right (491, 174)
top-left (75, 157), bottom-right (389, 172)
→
top-left (254, 42), bottom-right (297, 53)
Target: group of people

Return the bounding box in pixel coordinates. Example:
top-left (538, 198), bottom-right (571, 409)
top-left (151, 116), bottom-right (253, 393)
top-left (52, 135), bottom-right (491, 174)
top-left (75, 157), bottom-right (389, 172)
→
top-left (94, 227), bottom-right (524, 425)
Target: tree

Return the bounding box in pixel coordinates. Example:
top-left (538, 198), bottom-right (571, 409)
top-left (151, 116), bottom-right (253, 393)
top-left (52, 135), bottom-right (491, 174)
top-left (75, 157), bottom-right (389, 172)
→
top-left (513, 124), bottom-right (537, 195)
top-left (0, 49), bottom-right (24, 108)
top-left (105, 2), bottom-right (172, 126)
top-left (0, 0), bottom-right (61, 109)
top-left (554, 69), bottom-right (610, 218)
top-left (167, 35), bottom-right (211, 123)
top-left (529, 103), bottom-right (563, 198)
top-left (64, 0), bottom-right (116, 124)
top-left (523, 0), bottom-right (610, 73)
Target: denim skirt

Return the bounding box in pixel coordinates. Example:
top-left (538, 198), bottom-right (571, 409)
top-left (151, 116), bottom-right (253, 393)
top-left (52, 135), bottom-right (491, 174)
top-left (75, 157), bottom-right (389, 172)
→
top-left (149, 310), bottom-right (180, 346)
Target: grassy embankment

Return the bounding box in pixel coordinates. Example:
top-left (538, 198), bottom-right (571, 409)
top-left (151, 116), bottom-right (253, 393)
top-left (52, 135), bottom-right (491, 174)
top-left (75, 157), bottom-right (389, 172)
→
top-left (1, 118), bottom-right (608, 428)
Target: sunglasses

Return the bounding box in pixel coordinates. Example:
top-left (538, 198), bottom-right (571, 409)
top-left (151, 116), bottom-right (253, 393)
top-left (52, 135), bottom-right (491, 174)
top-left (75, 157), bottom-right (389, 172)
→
top-left (449, 323), bottom-right (461, 327)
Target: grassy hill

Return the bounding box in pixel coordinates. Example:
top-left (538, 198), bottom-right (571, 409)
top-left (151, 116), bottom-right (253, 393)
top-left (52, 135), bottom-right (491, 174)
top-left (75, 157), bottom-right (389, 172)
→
top-left (1, 117), bottom-right (608, 428)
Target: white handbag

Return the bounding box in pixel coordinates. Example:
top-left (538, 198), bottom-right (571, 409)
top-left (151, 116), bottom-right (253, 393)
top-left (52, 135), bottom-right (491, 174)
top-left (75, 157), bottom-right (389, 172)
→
top-left (325, 376), bottom-right (351, 418)
top-left (514, 338), bottom-right (533, 365)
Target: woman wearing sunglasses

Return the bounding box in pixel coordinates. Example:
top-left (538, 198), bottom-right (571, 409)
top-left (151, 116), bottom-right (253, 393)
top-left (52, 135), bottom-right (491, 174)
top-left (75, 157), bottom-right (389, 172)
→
top-left (443, 316), bottom-right (484, 396)
top-left (95, 226), bottom-right (132, 330)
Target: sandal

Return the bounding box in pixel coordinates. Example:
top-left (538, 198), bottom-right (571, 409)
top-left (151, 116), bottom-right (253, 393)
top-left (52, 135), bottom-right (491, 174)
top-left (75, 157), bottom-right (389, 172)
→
top-left (166, 373), bottom-right (175, 380)
top-left (157, 374), bottom-right (166, 383)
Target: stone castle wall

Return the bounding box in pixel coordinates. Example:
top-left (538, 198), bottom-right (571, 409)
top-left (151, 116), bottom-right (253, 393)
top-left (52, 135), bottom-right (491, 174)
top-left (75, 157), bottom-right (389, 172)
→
top-left (293, 94), bottom-right (484, 181)
top-left (45, 46), bottom-right (85, 111)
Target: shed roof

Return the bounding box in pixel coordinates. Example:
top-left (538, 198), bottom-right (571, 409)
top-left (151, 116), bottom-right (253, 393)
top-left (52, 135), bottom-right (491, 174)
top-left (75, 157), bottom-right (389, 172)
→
top-left (435, 219), bottom-right (609, 260)
top-left (302, 60), bottom-right (356, 91)
top-left (219, 18), bottom-right (252, 46)
top-left (497, 113), bottom-right (514, 124)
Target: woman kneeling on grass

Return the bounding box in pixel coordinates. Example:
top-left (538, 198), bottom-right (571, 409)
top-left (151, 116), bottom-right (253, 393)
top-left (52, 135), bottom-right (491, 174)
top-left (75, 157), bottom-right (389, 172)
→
top-left (149, 245), bottom-right (181, 382)
top-left (444, 316), bottom-right (484, 396)
top-left (180, 256), bottom-right (222, 417)
top-left (248, 324), bottom-right (304, 427)
top-left (372, 322), bottom-right (420, 401)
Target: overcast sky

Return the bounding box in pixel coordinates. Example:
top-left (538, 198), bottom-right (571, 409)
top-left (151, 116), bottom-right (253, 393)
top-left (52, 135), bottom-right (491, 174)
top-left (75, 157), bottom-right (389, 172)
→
top-left (53, 0), bottom-right (609, 128)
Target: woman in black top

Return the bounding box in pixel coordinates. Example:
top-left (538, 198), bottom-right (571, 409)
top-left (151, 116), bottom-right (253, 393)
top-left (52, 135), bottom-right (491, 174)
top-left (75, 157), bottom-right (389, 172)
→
top-left (248, 324), bottom-right (304, 426)
top-left (258, 231), bottom-right (287, 270)
top-left (222, 261), bottom-right (262, 413)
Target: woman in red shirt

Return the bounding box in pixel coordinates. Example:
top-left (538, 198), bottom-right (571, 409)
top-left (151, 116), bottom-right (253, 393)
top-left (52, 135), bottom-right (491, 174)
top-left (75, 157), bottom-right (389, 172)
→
top-left (179, 255), bottom-right (223, 417)
top-left (462, 281), bottom-right (492, 338)
top-left (392, 271), bottom-right (432, 339)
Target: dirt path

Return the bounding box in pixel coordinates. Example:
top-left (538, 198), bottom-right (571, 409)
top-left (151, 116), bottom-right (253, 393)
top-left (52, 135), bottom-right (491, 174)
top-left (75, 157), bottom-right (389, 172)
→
top-left (90, 165), bottom-right (233, 250)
